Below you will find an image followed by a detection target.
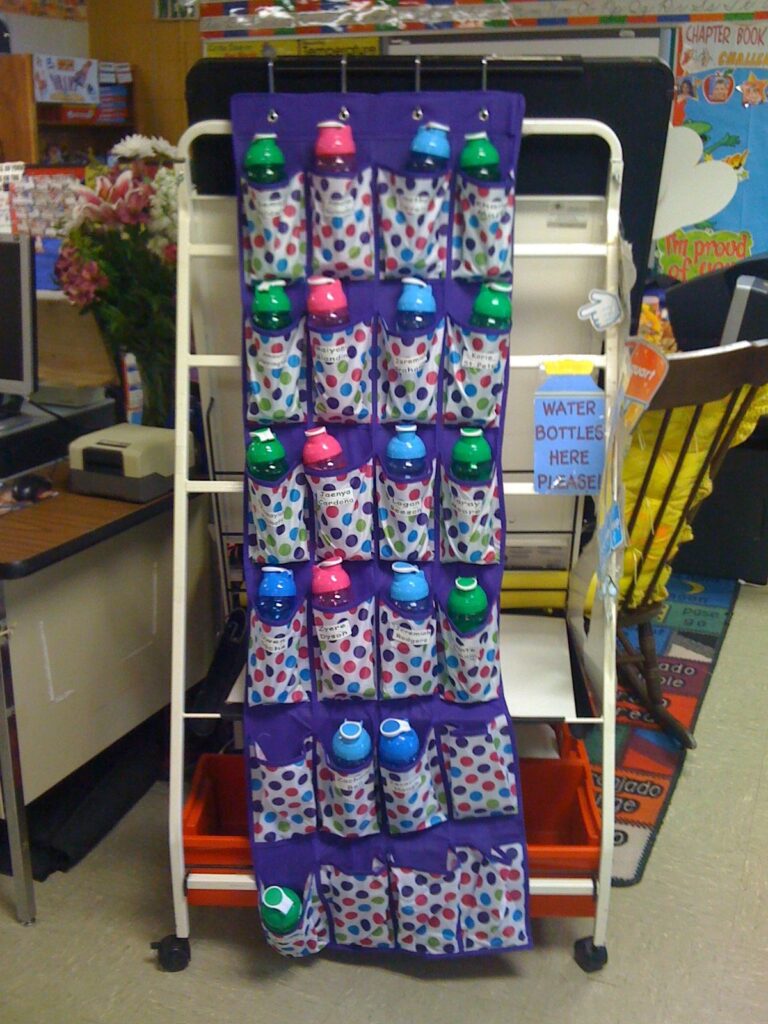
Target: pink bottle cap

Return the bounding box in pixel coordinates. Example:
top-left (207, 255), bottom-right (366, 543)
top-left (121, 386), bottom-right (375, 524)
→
top-left (303, 426), bottom-right (343, 465)
top-left (315, 120), bottom-right (356, 159)
top-left (312, 557), bottom-right (351, 595)
top-left (307, 276), bottom-right (347, 316)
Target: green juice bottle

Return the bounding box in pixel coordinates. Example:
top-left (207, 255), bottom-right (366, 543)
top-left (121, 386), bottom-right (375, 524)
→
top-left (243, 133), bottom-right (287, 186)
top-left (459, 131), bottom-right (501, 182)
top-left (246, 428), bottom-right (288, 482)
top-left (252, 279), bottom-right (292, 331)
top-left (450, 427), bottom-right (494, 483)
top-left (260, 885), bottom-right (302, 935)
top-left (447, 577), bottom-right (489, 633)
top-left (471, 282), bottom-right (512, 330)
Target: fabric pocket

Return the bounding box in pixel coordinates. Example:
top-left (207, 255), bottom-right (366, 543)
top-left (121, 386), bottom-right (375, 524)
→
top-left (250, 736), bottom-right (317, 843)
top-left (319, 861), bottom-right (395, 949)
top-left (248, 601), bottom-right (311, 706)
top-left (377, 602), bottom-right (439, 700)
top-left (244, 317), bottom-right (307, 424)
top-left (438, 605), bottom-right (501, 703)
top-left (390, 856), bottom-right (460, 956)
top-left (377, 168), bottom-right (451, 279)
top-left (316, 742), bottom-right (380, 839)
top-left (241, 171), bottom-right (307, 285)
top-left (379, 728), bottom-right (447, 835)
top-left (439, 466), bottom-right (502, 565)
top-left (440, 714), bottom-right (518, 819)
top-left (307, 462), bottom-right (375, 560)
top-left (312, 596), bottom-right (376, 699)
top-left (378, 320), bottom-right (442, 424)
top-left (310, 169), bottom-right (375, 279)
top-left (451, 171), bottom-right (515, 280)
top-left (310, 321), bottom-right (373, 423)
top-left (246, 463), bottom-right (310, 564)
top-left (258, 875), bottom-right (330, 958)
top-left (442, 318), bottom-right (509, 427)
top-left (455, 845), bottom-right (529, 951)
top-left (376, 461), bottom-right (435, 562)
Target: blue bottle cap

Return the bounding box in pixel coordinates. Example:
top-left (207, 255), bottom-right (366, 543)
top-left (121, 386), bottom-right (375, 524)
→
top-left (258, 566), bottom-right (296, 599)
top-left (385, 424), bottom-right (427, 463)
top-left (332, 720), bottom-right (372, 766)
top-left (410, 122), bottom-right (451, 161)
top-left (390, 563), bottom-right (430, 604)
top-left (379, 718), bottom-right (420, 767)
top-left (396, 277), bottom-right (437, 316)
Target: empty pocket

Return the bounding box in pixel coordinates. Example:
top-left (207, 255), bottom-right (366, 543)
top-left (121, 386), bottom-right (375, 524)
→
top-left (310, 321), bottom-right (373, 423)
top-left (258, 875), bottom-right (330, 958)
top-left (319, 861), bottom-right (395, 949)
top-left (242, 171), bottom-right (307, 285)
top-left (376, 462), bottom-right (435, 562)
top-left (248, 602), bottom-right (311, 706)
top-left (307, 462), bottom-right (375, 560)
top-left (247, 464), bottom-right (310, 564)
top-left (378, 602), bottom-right (439, 700)
top-left (442, 319), bottom-right (508, 427)
top-left (250, 736), bottom-right (317, 843)
top-left (378, 320), bottom-right (442, 423)
top-left (456, 844), bottom-right (529, 951)
top-left (438, 605), bottom-right (501, 703)
top-left (316, 741), bottom-right (380, 839)
top-left (379, 728), bottom-right (447, 835)
top-left (440, 467), bottom-right (502, 565)
top-left (451, 171), bottom-right (515, 280)
top-left (312, 596), bottom-right (376, 699)
top-left (390, 858), bottom-right (460, 956)
top-left (244, 317), bottom-right (307, 424)
top-left (377, 168), bottom-right (451, 279)
top-left (310, 169), bottom-right (375, 279)
top-left (441, 714), bottom-right (518, 819)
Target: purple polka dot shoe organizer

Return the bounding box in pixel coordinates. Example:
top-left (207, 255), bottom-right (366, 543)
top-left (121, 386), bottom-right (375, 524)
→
top-left (233, 90), bottom-right (532, 959)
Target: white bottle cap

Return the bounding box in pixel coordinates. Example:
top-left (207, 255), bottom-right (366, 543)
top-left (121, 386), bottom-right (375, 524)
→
top-left (262, 886), bottom-right (294, 915)
top-left (380, 718), bottom-right (410, 738)
top-left (455, 577), bottom-right (478, 592)
top-left (257, 279), bottom-right (287, 291)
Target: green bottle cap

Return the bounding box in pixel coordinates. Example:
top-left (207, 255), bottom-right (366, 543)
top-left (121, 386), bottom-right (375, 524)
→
top-left (260, 885), bottom-right (302, 935)
top-left (473, 282), bottom-right (512, 324)
top-left (252, 280), bottom-right (292, 319)
top-left (244, 133), bottom-right (286, 181)
top-left (247, 428), bottom-right (287, 472)
top-left (452, 427), bottom-right (493, 469)
top-left (459, 131), bottom-right (501, 172)
top-left (448, 577), bottom-right (489, 620)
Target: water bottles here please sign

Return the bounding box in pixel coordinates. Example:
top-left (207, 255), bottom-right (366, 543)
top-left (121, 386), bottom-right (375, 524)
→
top-left (533, 373), bottom-right (605, 495)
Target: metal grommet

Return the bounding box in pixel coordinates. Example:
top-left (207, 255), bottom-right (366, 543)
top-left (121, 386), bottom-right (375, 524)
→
top-left (412, 106), bottom-right (423, 121)
top-left (479, 108), bottom-right (490, 122)
top-left (267, 109), bottom-right (279, 123)
top-left (338, 106), bottom-right (350, 122)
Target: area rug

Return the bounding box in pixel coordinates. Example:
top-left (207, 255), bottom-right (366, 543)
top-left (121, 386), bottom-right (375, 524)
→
top-left (585, 573), bottom-right (740, 885)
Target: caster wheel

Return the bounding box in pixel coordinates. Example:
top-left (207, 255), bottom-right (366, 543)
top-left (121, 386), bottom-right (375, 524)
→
top-left (151, 934), bottom-right (191, 972)
top-left (574, 936), bottom-right (607, 973)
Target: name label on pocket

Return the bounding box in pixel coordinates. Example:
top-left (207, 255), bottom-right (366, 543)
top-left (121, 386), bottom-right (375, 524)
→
top-left (398, 191), bottom-right (431, 217)
top-left (387, 763), bottom-right (426, 793)
top-left (317, 619), bottom-right (352, 643)
top-left (332, 764), bottom-right (371, 795)
top-left (451, 491), bottom-right (485, 517)
top-left (260, 505), bottom-right (285, 528)
top-left (257, 346), bottom-right (288, 368)
top-left (462, 348), bottom-right (499, 371)
top-left (391, 351), bottom-right (427, 374)
top-left (392, 623), bottom-right (432, 647)
top-left (261, 632), bottom-right (288, 655)
top-left (389, 495), bottom-right (423, 517)
top-left (314, 342), bottom-right (348, 365)
top-left (316, 485), bottom-right (355, 508)
top-left (474, 192), bottom-right (507, 223)
top-left (321, 194), bottom-right (354, 218)
top-left (251, 191), bottom-right (284, 219)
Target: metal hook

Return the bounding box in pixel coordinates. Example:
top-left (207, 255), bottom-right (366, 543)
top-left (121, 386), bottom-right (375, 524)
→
top-left (481, 57), bottom-right (488, 93)
top-left (414, 56), bottom-right (421, 93)
top-left (267, 109), bottom-right (279, 123)
top-left (479, 108), bottom-right (489, 122)
top-left (338, 106), bottom-right (350, 122)
top-left (340, 56), bottom-right (347, 94)
top-left (267, 59), bottom-right (275, 95)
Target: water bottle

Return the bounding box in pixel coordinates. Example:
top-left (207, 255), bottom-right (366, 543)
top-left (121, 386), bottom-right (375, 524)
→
top-left (243, 133), bottom-right (287, 186)
top-left (450, 427), bottom-right (493, 483)
top-left (331, 720), bottom-right (372, 771)
top-left (307, 276), bottom-right (349, 330)
top-left (459, 131), bottom-right (501, 182)
top-left (395, 278), bottom-right (437, 334)
top-left (256, 567), bottom-right (296, 624)
top-left (390, 563), bottom-right (432, 617)
top-left (260, 885), bottom-right (302, 935)
top-left (447, 576), bottom-right (489, 634)
top-left (252, 279), bottom-right (292, 331)
top-left (384, 425), bottom-right (428, 480)
top-left (246, 428), bottom-right (289, 482)
top-left (470, 282), bottom-right (512, 331)
top-left (312, 557), bottom-right (352, 609)
top-left (302, 426), bottom-right (347, 473)
top-left (379, 718), bottom-right (420, 771)
top-left (314, 120), bottom-right (356, 174)
top-left (406, 121), bottom-right (450, 172)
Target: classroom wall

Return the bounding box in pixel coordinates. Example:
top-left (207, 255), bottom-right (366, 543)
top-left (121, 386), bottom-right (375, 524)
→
top-left (4, 12), bottom-right (89, 57)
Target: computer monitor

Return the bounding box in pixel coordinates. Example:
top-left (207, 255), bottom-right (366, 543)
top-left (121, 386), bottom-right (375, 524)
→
top-left (0, 233), bottom-right (37, 418)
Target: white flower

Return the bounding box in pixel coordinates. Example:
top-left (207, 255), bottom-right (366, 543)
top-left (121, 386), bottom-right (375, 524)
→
top-left (148, 136), bottom-right (179, 162)
top-left (148, 166), bottom-right (180, 250)
top-left (111, 133), bottom-right (155, 160)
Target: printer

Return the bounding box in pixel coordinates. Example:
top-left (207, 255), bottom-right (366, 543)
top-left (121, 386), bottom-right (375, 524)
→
top-left (69, 424), bottom-right (190, 503)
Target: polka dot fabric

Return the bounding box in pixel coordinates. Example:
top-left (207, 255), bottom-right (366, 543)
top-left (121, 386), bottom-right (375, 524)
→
top-left (390, 863), bottom-right (460, 955)
top-left (316, 743), bottom-right (380, 839)
top-left (242, 172), bottom-right (307, 285)
top-left (307, 462), bottom-right (374, 561)
top-left (376, 462), bottom-right (435, 562)
top-left (442, 319), bottom-right (509, 427)
top-left (310, 321), bottom-right (373, 423)
top-left (244, 317), bottom-right (307, 425)
top-left (248, 603), bottom-right (311, 706)
top-left (250, 738), bottom-right (317, 843)
top-left (456, 845), bottom-right (529, 951)
top-left (379, 728), bottom-right (448, 835)
top-left (378, 321), bottom-right (443, 424)
top-left (311, 597), bottom-right (376, 700)
top-left (310, 169), bottom-right (375, 279)
top-left (451, 171), bottom-right (515, 280)
top-left (440, 715), bottom-right (518, 819)
top-left (320, 863), bottom-right (395, 949)
top-left (440, 467), bottom-right (502, 565)
top-left (246, 464), bottom-right (309, 564)
top-left (438, 606), bottom-right (501, 704)
top-left (258, 875), bottom-right (330, 958)
top-left (377, 168), bottom-right (451, 279)
top-left (377, 602), bottom-right (439, 700)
